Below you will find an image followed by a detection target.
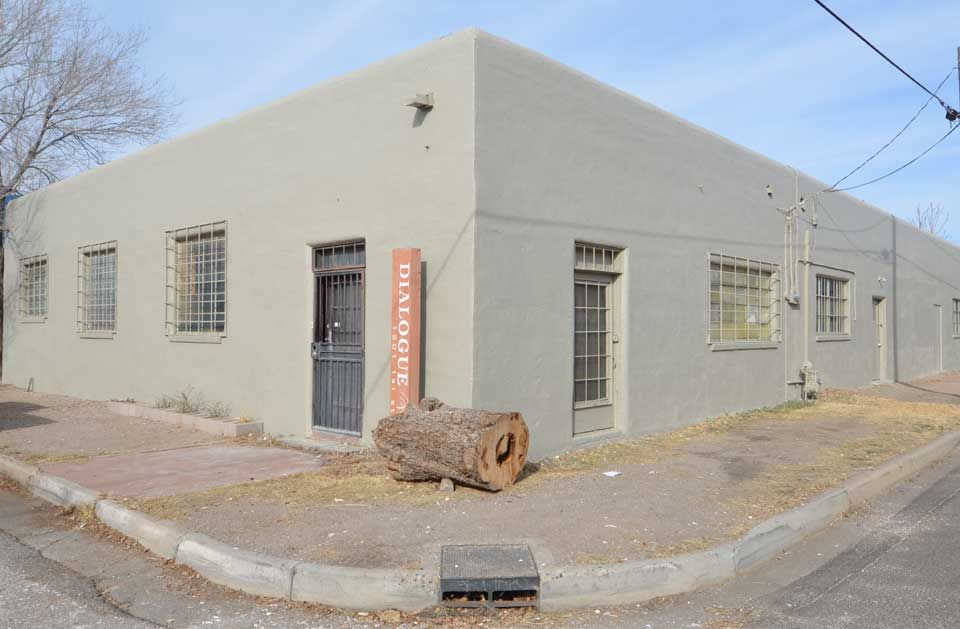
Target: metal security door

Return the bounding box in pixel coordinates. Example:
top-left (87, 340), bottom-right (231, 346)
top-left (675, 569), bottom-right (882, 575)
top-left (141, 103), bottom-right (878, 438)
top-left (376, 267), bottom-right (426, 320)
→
top-left (312, 270), bottom-right (364, 434)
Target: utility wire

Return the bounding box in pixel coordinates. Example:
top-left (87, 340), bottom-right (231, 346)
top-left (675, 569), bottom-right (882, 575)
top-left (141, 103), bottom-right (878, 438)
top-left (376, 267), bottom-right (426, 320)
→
top-left (812, 0), bottom-right (959, 116)
top-left (825, 68), bottom-right (957, 191)
top-left (827, 122), bottom-right (959, 193)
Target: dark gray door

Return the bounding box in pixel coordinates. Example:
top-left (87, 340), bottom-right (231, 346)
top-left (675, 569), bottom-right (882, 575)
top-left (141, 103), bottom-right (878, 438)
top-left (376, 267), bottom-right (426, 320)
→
top-left (312, 270), bottom-right (364, 434)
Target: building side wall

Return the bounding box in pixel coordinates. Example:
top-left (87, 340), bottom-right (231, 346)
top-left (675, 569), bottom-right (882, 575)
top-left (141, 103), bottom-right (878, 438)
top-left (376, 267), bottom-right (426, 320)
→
top-left (893, 220), bottom-right (960, 380)
top-left (3, 31), bottom-right (477, 440)
top-left (473, 34), bottom-right (960, 459)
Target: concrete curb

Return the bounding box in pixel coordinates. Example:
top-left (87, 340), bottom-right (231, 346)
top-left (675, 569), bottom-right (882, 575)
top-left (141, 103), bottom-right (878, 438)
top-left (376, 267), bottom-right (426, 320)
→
top-left (27, 472), bottom-right (99, 507)
top-left (0, 431), bottom-right (957, 612)
top-left (844, 432), bottom-right (960, 506)
top-left (175, 533), bottom-right (300, 599)
top-left (0, 455), bottom-right (39, 486)
top-left (733, 489), bottom-right (849, 573)
top-left (291, 562), bottom-right (436, 611)
top-left (106, 401), bottom-right (264, 437)
top-left (539, 543), bottom-right (736, 611)
top-left (95, 500), bottom-right (186, 560)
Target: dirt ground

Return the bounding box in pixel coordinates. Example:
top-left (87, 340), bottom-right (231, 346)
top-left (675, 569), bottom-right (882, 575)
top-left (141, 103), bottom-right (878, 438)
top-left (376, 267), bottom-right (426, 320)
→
top-left (128, 376), bottom-right (960, 572)
top-left (0, 386), bottom-right (220, 462)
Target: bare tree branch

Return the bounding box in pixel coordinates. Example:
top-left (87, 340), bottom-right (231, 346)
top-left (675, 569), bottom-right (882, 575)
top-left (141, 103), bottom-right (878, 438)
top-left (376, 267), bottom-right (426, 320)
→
top-left (912, 202), bottom-right (950, 239)
top-left (0, 0), bottom-right (177, 380)
top-left (0, 0), bottom-right (177, 199)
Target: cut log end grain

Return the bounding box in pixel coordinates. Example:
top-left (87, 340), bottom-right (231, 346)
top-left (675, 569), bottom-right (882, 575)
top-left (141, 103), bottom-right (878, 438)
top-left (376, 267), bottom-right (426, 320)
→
top-left (373, 398), bottom-right (530, 492)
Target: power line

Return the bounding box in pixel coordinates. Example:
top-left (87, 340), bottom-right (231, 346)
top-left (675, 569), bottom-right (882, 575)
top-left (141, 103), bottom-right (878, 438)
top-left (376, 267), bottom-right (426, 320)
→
top-left (812, 0), bottom-right (959, 119)
top-left (827, 122), bottom-right (959, 193)
top-left (826, 68), bottom-right (957, 191)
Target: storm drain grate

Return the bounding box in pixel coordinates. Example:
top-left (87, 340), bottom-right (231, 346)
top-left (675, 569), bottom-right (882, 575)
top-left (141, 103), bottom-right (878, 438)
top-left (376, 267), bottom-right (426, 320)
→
top-left (440, 544), bottom-right (539, 608)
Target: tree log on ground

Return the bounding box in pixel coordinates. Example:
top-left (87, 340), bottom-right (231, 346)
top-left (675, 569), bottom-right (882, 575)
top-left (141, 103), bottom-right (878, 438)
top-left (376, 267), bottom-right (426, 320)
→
top-left (373, 398), bottom-right (529, 491)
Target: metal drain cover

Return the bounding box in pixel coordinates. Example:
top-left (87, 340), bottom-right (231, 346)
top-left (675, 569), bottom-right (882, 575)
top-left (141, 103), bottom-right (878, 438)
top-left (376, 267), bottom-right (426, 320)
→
top-left (440, 544), bottom-right (539, 608)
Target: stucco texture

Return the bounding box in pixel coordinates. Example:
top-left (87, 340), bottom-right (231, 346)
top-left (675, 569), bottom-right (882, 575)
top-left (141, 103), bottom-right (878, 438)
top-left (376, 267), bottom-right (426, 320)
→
top-left (5, 29), bottom-right (960, 458)
top-left (4, 31), bottom-right (478, 441)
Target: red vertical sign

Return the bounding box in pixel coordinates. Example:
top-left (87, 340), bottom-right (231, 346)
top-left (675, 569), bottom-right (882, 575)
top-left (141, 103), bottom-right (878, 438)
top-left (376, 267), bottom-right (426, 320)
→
top-left (389, 248), bottom-right (422, 415)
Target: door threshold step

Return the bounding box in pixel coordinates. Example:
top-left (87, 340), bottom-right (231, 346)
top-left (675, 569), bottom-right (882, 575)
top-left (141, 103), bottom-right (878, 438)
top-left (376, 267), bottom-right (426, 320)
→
top-left (277, 436), bottom-right (366, 454)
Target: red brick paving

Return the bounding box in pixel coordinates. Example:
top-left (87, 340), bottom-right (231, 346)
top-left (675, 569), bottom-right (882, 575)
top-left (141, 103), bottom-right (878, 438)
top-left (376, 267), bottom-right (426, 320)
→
top-left (43, 444), bottom-right (328, 498)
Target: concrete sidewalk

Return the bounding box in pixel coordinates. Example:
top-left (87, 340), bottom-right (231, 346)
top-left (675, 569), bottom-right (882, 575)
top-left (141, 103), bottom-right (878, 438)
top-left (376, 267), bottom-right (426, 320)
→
top-left (43, 444), bottom-right (329, 498)
top-left (0, 387), bottom-right (332, 498)
top-left (0, 387), bottom-right (219, 461)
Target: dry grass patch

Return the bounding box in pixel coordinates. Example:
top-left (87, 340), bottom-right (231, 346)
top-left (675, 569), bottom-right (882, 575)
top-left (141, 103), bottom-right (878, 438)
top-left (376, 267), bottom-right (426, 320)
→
top-left (532, 401), bottom-right (815, 477)
top-left (24, 452), bottom-right (91, 465)
top-left (130, 453), bottom-right (485, 520)
top-left (0, 474), bottom-right (25, 495)
top-left (574, 536), bottom-right (718, 564)
top-left (704, 606), bottom-right (755, 629)
top-left (723, 390), bottom-right (960, 530)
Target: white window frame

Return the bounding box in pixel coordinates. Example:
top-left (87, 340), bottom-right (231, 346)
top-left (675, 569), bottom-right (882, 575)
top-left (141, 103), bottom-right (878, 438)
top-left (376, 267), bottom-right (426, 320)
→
top-left (165, 221), bottom-right (227, 342)
top-left (815, 274), bottom-right (851, 337)
top-left (77, 242), bottom-right (118, 336)
top-left (19, 254), bottom-right (48, 321)
top-left (707, 253), bottom-right (781, 347)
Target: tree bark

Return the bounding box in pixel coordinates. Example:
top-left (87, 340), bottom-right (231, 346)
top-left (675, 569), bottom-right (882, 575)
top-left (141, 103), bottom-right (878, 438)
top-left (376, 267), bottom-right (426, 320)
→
top-left (373, 398), bottom-right (529, 491)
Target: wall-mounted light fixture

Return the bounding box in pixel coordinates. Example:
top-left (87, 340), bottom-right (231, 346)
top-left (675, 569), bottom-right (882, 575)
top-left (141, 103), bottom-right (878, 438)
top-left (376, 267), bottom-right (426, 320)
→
top-left (405, 92), bottom-right (434, 110)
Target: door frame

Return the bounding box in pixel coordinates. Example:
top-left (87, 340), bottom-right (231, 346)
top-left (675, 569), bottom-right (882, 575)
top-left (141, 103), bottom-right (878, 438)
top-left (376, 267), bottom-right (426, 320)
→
top-left (572, 269), bottom-right (622, 436)
top-left (310, 241), bottom-right (366, 436)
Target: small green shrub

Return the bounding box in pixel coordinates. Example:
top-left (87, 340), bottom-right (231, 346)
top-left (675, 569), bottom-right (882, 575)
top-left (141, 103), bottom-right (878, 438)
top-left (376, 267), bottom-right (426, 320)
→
top-left (154, 394), bottom-right (176, 409)
top-left (152, 387), bottom-right (238, 417)
top-left (154, 387), bottom-right (232, 417)
top-left (172, 387), bottom-right (204, 414)
top-left (203, 400), bottom-right (232, 418)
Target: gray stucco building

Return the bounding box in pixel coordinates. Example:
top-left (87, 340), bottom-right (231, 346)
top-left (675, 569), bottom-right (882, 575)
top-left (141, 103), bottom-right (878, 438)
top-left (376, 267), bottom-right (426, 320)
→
top-left (5, 29), bottom-right (960, 459)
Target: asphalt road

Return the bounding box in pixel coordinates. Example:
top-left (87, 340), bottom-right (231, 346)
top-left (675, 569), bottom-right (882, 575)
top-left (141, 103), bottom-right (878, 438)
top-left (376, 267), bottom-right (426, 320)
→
top-left (0, 528), bottom-right (153, 629)
top-left (748, 460), bottom-right (960, 628)
top-left (1, 450), bottom-right (959, 628)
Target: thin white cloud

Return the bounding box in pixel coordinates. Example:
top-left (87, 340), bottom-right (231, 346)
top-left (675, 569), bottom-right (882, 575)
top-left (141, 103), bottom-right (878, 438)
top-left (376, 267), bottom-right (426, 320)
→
top-left (193, 0), bottom-right (382, 128)
top-left (623, 3), bottom-right (959, 114)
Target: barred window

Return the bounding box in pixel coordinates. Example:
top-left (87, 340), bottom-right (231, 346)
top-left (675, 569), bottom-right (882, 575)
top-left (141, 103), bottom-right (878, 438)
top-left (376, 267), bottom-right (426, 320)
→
top-left (816, 276), bottom-right (850, 335)
top-left (19, 255), bottom-right (48, 319)
top-left (77, 242), bottom-right (117, 333)
top-left (575, 242), bottom-right (622, 273)
top-left (953, 299), bottom-right (960, 337)
top-left (708, 254), bottom-right (780, 344)
top-left (165, 222), bottom-right (226, 336)
top-left (313, 240), bottom-right (365, 271)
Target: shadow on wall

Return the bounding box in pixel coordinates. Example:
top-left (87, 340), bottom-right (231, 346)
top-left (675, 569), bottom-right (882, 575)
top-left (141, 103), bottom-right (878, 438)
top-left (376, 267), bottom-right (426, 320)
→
top-left (362, 212), bottom-right (475, 414)
top-left (0, 401), bottom-right (53, 431)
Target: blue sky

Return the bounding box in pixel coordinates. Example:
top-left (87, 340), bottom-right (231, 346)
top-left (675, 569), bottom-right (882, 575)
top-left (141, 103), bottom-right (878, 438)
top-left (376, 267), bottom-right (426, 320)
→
top-left (89, 0), bottom-right (960, 239)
